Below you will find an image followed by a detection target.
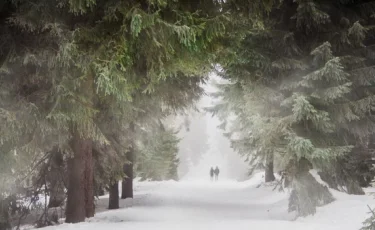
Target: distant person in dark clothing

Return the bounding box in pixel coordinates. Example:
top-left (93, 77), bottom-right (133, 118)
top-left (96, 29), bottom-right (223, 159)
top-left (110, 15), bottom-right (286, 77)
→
top-left (214, 166), bottom-right (220, 181)
top-left (210, 167), bottom-right (214, 181)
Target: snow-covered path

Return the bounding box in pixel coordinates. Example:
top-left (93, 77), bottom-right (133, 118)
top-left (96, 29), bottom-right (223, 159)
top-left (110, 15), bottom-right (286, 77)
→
top-left (41, 173), bottom-right (375, 230)
top-left (94, 177), bottom-right (293, 223)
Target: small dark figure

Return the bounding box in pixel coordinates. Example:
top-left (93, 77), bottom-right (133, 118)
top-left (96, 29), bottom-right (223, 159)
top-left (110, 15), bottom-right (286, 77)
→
top-left (214, 166), bottom-right (220, 181)
top-left (210, 167), bottom-right (214, 181)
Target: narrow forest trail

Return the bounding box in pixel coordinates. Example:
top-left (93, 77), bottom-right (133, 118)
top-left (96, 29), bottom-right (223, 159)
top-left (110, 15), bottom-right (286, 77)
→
top-left (42, 173), bottom-right (375, 230)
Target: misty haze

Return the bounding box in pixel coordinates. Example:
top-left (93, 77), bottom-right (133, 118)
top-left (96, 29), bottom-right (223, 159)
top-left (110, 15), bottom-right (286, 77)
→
top-left (2, 1), bottom-right (375, 230)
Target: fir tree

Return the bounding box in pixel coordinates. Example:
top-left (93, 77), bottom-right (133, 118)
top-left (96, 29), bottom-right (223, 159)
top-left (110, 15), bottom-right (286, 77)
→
top-left (361, 206), bottom-right (375, 230)
top-left (135, 122), bottom-right (180, 181)
top-left (212, 0), bottom-right (375, 216)
top-left (0, 0), bottom-right (227, 224)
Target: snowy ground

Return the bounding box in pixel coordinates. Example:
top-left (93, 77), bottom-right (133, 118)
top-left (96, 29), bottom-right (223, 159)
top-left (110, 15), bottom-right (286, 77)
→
top-left (35, 173), bottom-right (375, 230)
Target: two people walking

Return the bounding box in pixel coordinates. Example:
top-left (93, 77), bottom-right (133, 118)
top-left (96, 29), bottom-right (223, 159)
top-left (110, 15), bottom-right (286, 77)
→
top-left (210, 166), bottom-right (220, 181)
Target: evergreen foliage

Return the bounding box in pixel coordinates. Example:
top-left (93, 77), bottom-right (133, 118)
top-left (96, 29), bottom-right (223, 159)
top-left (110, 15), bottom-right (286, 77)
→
top-left (361, 206), bottom-right (375, 230)
top-left (3, 0), bottom-right (375, 226)
top-left (0, 0), bottom-right (227, 225)
top-left (135, 123), bottom-right (180, 181)
top-left (210, 0), bottom-right (375, 217)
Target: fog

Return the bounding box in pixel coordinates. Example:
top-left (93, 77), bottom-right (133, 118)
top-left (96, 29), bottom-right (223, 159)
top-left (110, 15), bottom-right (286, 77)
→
top-left (174, 74), bottom-right (249, 181)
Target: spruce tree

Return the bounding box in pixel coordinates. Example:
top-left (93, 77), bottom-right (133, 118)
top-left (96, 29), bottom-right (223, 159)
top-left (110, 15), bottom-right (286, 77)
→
top-left (212, 0), bottom-right (375, 216)
top-left (135, 123), bottom-right (180, 181)
top-left (0, 0), bottom-right (228, 224)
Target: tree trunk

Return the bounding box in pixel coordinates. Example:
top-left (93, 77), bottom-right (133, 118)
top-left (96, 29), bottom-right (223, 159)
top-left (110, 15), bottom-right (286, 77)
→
top-left (121, 123), bottom-right (134, 199)
top-left (121, 158), bottom-right (133, 199)
top-left (65, 136), bottom-right (88, 223)
top-left (265, 152), bottom-right (275, 182)
top-left (66, 69), bottom-right (95, 222)
top-left (108, 181), bottom-right (119, 209)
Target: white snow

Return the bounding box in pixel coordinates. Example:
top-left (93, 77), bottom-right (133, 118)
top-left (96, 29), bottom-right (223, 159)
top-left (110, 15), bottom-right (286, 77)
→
top-left (30, 172), bottom-right (375, 230)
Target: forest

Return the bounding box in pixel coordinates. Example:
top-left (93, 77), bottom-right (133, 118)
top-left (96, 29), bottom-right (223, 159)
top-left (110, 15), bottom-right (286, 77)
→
top-left (2, 0), bottom-right (375, 229)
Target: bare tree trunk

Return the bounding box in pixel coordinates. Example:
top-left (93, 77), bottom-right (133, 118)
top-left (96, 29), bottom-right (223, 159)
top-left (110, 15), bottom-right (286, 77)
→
top-left (121, 156), bottom-right (133, 199)
top-left (121, 123), bottom-right (134, 199)
top-left (108, 181), bottom-right (119, 209)
top-left (65, 136), bottom-right (88, 223)
top-left (265, 152), bottom-right (275, 182)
